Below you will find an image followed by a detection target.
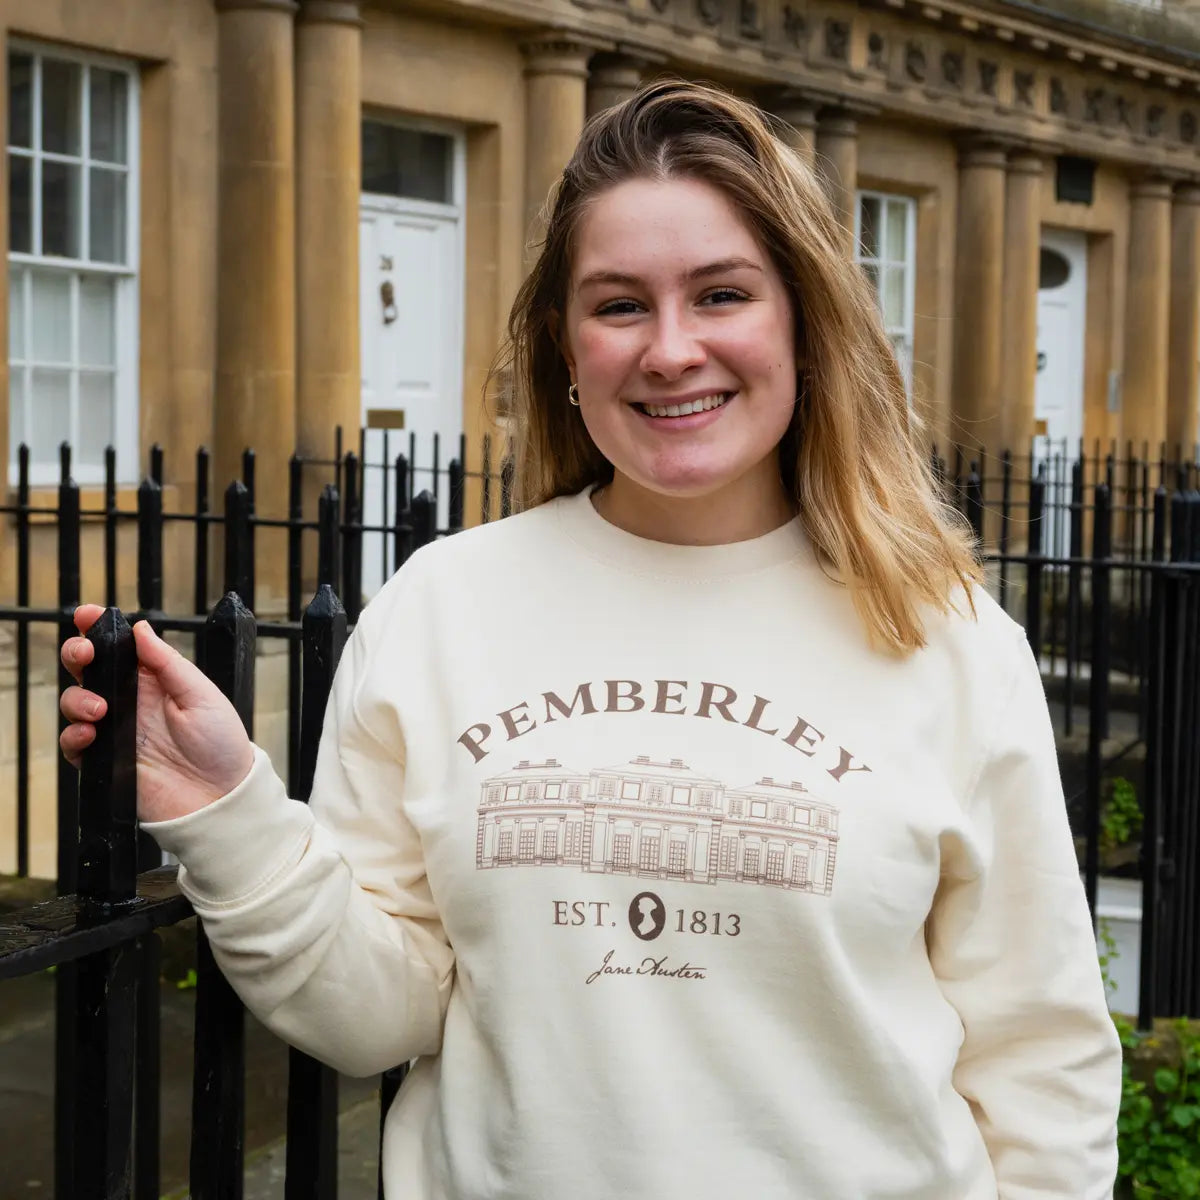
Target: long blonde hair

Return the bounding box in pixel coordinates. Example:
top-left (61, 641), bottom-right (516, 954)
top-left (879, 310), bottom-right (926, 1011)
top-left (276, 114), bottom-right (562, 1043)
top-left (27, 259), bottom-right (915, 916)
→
top-left (493, 79), bottom-right (979, 653)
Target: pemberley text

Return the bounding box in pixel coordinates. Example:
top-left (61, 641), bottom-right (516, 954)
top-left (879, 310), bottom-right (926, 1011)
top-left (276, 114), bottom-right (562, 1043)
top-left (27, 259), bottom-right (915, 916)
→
top-left (455, 678), bottom-right (871, 782)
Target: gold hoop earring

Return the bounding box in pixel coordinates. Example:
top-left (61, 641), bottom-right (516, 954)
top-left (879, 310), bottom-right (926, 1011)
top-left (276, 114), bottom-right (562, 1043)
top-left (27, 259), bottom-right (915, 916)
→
top-left (568, 383), bottom-right (580, 407)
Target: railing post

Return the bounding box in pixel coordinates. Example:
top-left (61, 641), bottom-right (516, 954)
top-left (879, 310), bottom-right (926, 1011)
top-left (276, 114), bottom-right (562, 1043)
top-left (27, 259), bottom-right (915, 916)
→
top-left (190, 592), bottom-right (256, 1199)
top-left (16, 445), bottom-right (31, 879)
top-left (54, 444), bottom-right (81, 1200)
top-left (69, 608), bottom-right (141, 1200)
top-left (224, 480), bottom-right (254, 612)
top-left (285, 581), bottom-right (347, 1198)
top-left (317, 485), bottom-right (341, 590)
top-left (411, 490), bottom-right (437, 552)
top-left (287, 455), bottom-right (304, 797)
top-left (1024, 465), bottom-right (1046, 661)
top-left (481, 433), bottom-right (493, 524)
top-left (342, 451), bottom-right (363, 625)
top-left (104, 447), bottom-right (118, 609)
top-left (1084, 483), bottom-right (1112, 923)
top-left (195, 447), bottom-right (211, 616)
top-left (448, 455), bottom-right (465, 534)
top-left (1064, 460), bottom-right (1084, 737)
top-left (500, 451), bottom-right (514, 519)
top-left (138, 477), bottom-right (164, 617)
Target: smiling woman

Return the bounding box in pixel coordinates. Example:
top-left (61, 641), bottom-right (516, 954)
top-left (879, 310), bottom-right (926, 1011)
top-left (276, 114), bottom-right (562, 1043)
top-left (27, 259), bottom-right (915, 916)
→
top-left (498, 80), bottom-right (980, 651)
top-left (59, 79), bottom-right (1121, 1200)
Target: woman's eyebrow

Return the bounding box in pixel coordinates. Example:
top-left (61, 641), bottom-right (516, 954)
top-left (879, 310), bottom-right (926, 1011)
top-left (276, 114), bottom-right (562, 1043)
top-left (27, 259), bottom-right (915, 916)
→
top-left (575, 257), bottom-right (764, 291)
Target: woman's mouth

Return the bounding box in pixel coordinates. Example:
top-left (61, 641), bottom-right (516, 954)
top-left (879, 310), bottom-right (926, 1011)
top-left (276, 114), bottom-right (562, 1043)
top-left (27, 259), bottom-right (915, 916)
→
top-left (633, 392), bottom-right (733, 419)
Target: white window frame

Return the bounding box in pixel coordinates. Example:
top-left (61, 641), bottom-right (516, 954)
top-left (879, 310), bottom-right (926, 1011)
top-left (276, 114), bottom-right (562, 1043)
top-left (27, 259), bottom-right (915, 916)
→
top-left (853, 189), bottom-right (917, 397)
top-left (7, 40), bottom-right (140, 487)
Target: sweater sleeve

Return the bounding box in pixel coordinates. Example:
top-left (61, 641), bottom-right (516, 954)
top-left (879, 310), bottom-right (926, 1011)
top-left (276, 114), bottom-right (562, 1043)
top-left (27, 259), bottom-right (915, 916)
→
top-left (926, 629), bottom-right (1121, 1198)
top-left (143, 588), bottom-right (455, 1078)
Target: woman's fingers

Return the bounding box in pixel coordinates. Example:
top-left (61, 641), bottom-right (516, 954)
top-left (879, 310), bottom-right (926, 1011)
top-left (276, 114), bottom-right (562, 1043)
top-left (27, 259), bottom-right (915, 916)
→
top-left (73, 604), bottom-right (105, 637)
top-left (59, 721), bottom-right (97, 769)
top-left (61, 635), bottom-right (95, 685)
top-left (61, 685), bottom-right (107, 724)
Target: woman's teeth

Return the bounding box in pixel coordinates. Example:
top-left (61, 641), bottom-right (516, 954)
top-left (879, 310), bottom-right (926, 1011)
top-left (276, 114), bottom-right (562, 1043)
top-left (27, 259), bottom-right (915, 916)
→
top-left (642, 393), bottom-right (730, 419)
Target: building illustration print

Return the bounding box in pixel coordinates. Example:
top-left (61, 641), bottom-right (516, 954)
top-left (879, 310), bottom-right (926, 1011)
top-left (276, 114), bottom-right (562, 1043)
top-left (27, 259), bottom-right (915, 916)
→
top-left (475, 755), bottom-right (840, 894)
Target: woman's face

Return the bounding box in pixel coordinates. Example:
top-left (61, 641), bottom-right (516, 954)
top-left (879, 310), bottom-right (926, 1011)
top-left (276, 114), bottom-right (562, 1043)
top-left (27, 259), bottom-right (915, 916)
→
top-left (561, 175), bottom-right (798, 531)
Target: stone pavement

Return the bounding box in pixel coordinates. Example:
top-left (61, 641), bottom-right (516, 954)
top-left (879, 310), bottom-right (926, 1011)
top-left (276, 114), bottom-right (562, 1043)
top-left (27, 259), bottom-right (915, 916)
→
top-left (0, 958), bottom-right (383, 1199)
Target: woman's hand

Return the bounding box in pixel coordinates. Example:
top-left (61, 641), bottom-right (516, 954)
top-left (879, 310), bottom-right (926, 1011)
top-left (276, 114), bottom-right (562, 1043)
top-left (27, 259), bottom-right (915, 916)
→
top-left (60, 605), bottom-right (255, 823)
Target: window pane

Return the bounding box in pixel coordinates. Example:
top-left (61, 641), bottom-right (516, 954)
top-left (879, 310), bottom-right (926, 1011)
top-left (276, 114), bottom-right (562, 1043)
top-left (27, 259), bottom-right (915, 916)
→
top-left (8, 152), bottom-right (32, 252)
top-left (77, 372), bottom-right (114, 464)
top-left (9, 370), bottom-right (25, 463)
top-left (361, 122), bottom-right (453, 203)
top-left (41, 58), bottom-right (82, 156)
top-left (9, 269), bottom-right (25, 360)
top-left (31, 271), bottom-right (72, 363)
top-left (89, 70), bottom-right (128, 164)
top-left (882, 264), bottom-right (906, 328)
top-left (89, 168), bottom-right (126, 263)
top-left (885, 199), bottom-right (908, 261)
top-left (858, 195), bottom-right (880, 260)
top-left (29, 368), bottom-right (72, 463)
top-left (8, 53), bottom-right (33, 148)
top-left (79, 275), bottom-right (115, 365)
top-left (41, 160), bottom-right (82, 257)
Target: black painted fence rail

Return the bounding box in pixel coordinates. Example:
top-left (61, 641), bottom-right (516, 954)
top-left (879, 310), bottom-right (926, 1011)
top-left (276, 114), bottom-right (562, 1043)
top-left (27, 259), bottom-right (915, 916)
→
top-left (3, 430), bottom-right (1200, 1197)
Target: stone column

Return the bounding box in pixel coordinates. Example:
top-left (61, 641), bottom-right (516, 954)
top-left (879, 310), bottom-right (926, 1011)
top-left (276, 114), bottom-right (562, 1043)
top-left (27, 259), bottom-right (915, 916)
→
top-left (814, 108), bottom-right (858, 248)
top-left (1168, 182), bottom-right (1200, 459)
top-left (1000, 151), bottom-right (1043, 457)
top-left (773, 94), bottom-right (818, 167)
top-left (586, 52), bottom-right (644, 120)
top-left (295, 0), bottom-right (362, 470)
top-left (1123, 176), bottom-right (1173, 456)
top-left (215, 0), bottom-right (297, 610)
top-left (522, 35), bottom-right (594, 241)
top-left (951, 136), bottom-right (1008, 471)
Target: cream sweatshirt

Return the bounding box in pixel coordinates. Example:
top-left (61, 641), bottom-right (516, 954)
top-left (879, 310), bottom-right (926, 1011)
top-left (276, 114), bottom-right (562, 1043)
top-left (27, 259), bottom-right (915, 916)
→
top-left (146, 488), bottom-right (1121, 1200)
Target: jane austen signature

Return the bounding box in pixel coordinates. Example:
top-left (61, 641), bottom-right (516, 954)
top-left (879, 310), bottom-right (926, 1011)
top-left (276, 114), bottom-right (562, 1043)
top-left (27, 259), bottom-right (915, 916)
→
top-left (585, 948), bottom-right (708, 985)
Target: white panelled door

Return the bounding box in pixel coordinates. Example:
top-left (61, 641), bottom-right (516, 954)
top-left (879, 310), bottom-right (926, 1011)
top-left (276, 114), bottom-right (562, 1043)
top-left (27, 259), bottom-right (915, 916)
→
top-left (359, 199), bottom-right (463, 442)
top-left (1034, 228), bottom-right (1087, 458)
top-left (358, 120), bottom-right (465, 597)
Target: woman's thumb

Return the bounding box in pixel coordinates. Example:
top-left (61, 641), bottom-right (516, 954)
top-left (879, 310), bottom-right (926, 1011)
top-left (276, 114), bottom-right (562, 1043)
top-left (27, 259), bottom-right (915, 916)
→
top-left (132, 621), bottom-right (210, 708)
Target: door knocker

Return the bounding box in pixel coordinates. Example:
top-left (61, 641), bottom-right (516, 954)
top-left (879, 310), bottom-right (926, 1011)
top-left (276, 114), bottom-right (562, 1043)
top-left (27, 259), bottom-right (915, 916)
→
top-left (380, 280), bottom-right (398, 325)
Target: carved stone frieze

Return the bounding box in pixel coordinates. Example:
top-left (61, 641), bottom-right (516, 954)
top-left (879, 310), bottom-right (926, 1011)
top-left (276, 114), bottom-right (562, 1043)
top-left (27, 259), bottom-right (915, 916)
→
top-left (1115, 95), bottom-right (1133, 130)
top-left (905, 41), bottom-right (927, 82)
top-left (1182, 110), bottom-right (1197, 145)
top-left (739, 0), bottom-right (762, 39)
top-left (978, 59), bottom-right (997, 98)
top-left (1146, 104), bottom-right (1164, 138)
top-left (782, 4), bottom-right (806, 47)
top-left (1085, 86), bottom-right (1107, 124)
top-left (697, 0), bottom-right (723, 26)
top-left (941, 50), bottom-right (963, 88)
top-left (1050, 77), bottom-right (1069, 115)
top-left (1014, 70), bottom-right (1034, 107)
top-left (825, 18), bottom-right (849, 61)
top-left (867, 31), bottom-right (887, 71)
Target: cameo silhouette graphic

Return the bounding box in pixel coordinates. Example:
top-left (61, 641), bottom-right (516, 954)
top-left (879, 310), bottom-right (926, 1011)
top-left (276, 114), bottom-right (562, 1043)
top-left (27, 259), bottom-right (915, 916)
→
top-left (476, 754), bottom-right (840, 895)
top-left (629, 891), bottom-right (667, 940)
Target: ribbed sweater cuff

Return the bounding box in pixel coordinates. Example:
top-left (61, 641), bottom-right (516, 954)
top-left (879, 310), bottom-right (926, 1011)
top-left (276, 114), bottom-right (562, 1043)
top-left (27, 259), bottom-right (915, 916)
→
top-left (141, 746), bottom-right (311, 903)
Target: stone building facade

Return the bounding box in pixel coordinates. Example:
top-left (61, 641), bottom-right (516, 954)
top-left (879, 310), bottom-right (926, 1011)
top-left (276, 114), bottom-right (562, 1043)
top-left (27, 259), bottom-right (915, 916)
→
top-left (7, 0), bottom-right (1200, 553)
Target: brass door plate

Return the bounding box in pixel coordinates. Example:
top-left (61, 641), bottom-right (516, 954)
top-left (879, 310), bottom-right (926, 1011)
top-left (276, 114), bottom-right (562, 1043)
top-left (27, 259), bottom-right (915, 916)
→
top-left (366, 408), bottom-right (406, 430)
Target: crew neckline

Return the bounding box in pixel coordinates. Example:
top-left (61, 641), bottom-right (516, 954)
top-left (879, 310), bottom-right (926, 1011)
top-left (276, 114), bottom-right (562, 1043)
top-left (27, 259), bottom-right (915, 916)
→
top-left (553, 486), bottom-right (810, 579)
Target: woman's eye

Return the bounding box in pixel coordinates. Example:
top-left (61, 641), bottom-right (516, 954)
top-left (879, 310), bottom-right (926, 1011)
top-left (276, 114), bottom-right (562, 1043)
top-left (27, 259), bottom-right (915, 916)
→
top-left (595, 299), bottom-right (643, 317)
top-left (702, 288), bottom-right (749, 306)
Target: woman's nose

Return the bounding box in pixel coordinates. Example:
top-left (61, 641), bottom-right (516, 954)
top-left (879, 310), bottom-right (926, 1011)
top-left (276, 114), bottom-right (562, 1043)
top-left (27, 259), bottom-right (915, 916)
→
top-left (639, 313), bottom-right (707, 380)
